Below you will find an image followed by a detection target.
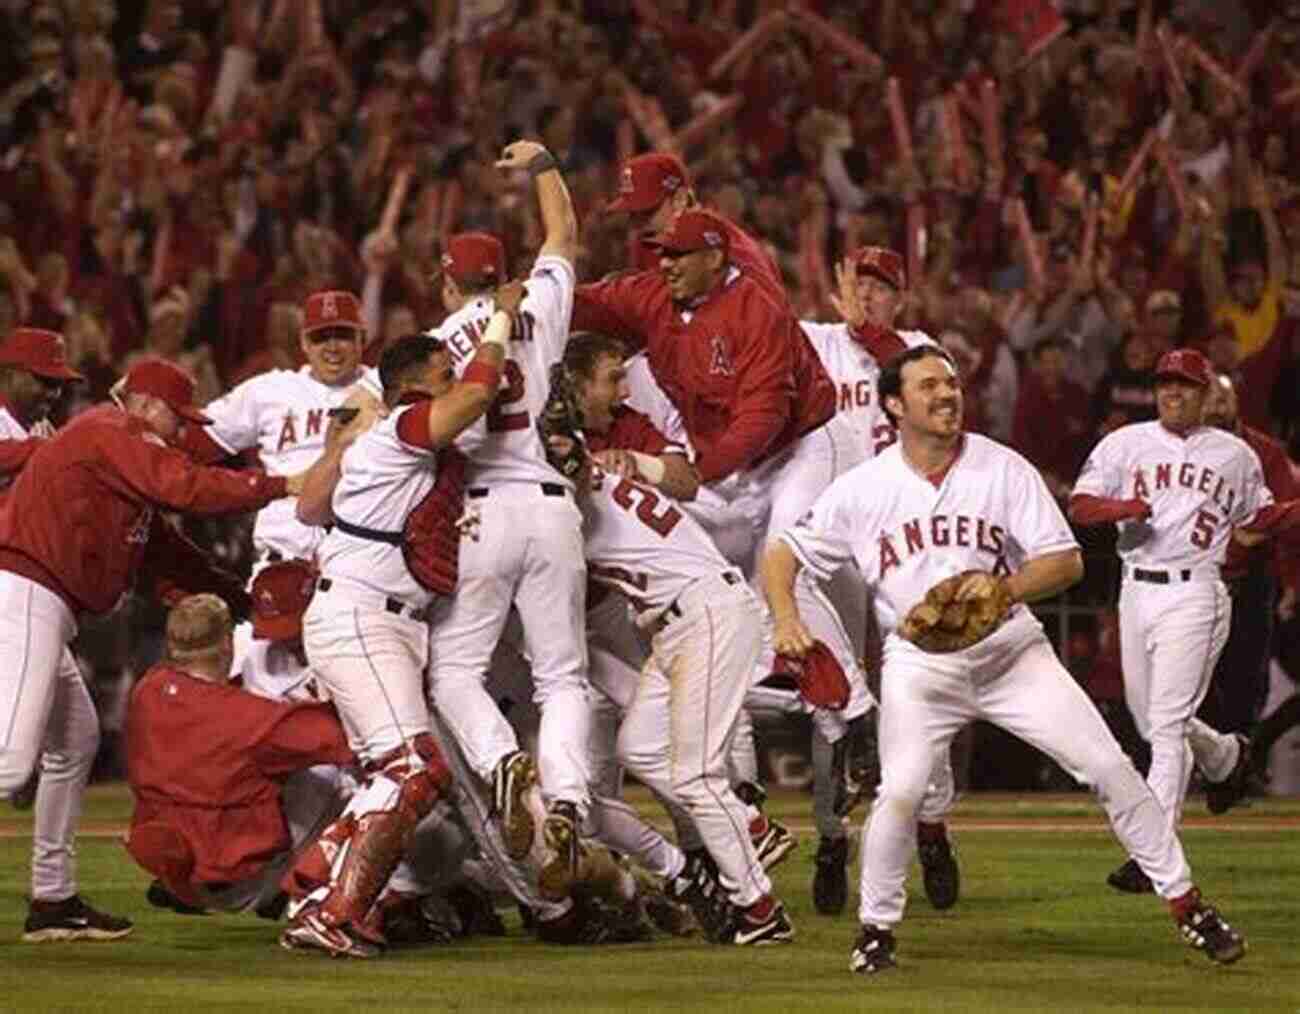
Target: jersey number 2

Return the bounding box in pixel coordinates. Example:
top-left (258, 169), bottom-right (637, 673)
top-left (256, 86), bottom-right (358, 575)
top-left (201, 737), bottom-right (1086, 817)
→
top-left (611, 479), bottom-right (682, 537)
top-left (486, 359), bottom-right (528, 432)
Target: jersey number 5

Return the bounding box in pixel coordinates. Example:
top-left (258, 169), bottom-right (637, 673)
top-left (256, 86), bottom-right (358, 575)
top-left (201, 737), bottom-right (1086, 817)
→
top-left (611, 478), bottom-right (682, 537)
top-left (486, 359), bottom-right (528, 432)
top-left (1190, 508), bottom-right (1218, 549)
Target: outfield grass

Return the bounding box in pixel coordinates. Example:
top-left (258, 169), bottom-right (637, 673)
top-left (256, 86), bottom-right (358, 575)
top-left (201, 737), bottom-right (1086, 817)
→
top-left (1, 787), bottom-right (1297, 1013)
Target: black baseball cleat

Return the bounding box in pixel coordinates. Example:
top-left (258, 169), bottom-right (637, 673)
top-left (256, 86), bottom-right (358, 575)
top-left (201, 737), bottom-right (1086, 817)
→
top-left (23, 895), bottom-right (134, 942)
top-left (1106, 857), bottom-right (1154, 894)
top-left (1205, 734), bottom-right (1252, 815)
top-left (813, 835), bottom-right (849, 915)
top-left (717, 896), bottom-right (794, 946)
top-left (918, 825), bottom-right (960, 910)
top-left (1176, 893), bottom-right (1246, 965)
top-left (850, 923), bottom-right (898, 975)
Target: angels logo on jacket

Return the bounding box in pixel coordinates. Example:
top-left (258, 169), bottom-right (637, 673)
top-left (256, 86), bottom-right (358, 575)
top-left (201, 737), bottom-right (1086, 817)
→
top-left (709, 335), bottom-right (734, 377)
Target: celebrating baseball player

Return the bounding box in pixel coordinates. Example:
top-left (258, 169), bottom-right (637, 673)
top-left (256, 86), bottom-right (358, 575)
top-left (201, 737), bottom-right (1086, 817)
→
top-left (125, 593), bottom-right (355, 919)
top-left (282, 315), bottom-right (510, 957)
top-left (180, 289), bottom-right (383, 572)
top-left (0, 356), bottom-right (303, 942)
top-left (763, 345), bottom-right (1246, 974)
top-left (424, 139), bottom-right (591, 872)
top-left (541, 331), bottom-right (794, 947)
top-left (798, 246), bottom-right (960, 916)
top-left (1068, 348), bottom-right (1275, 893)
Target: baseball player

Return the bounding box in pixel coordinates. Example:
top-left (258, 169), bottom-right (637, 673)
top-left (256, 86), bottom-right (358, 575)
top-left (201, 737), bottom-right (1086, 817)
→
top-left (565, 461), bottom-right (794, 945)
top-left (423, 139), bottom-right (591, 865)
top-left (764, 345), bottom-right (1246, 973)
top-left (125, 594), bottom-right (355, 919)
top-left (1068, 349), bottom-right (1274, 893)
top-left (285, 319), bottom-right (509, 957)
top-left (0, 327), bottom-right (122, 940)
top-left (798, 247), bottom-right (960, 916)
top-left (0, 356), bottom-right (299, 942)
top-left (180, 289), bottom-right (383, 572)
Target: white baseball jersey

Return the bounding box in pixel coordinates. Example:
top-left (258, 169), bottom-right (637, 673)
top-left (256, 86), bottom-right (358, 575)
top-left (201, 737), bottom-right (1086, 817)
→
top-left (579, 466), bottom-right (732, 626)
top-left (201, 366), bottom-right (383, 560)
top-left (799, 324), bottom-right (933, 458)
top-left (625, 353), bottom-right (690, 450)
top-left (230, 621), bottom-right (321, 702)
top-left (781, 434), bottom-right (1078, 638)
top-left (314, 401), bottom-right (442, 605)
top-left (1072, 421), bottom-right (1272, 570)
top-left (429, 253), bottom-right (576, 488)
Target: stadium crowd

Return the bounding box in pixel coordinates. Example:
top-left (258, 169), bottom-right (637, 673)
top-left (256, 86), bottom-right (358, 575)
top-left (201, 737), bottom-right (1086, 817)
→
top-left (0, 0), bottom-right (1296, 966)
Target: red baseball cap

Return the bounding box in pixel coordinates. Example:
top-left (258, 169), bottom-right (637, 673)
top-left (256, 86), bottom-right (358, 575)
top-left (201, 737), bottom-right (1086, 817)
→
top-left (122, 358), bottom-right (210, 424)
top-left (646, 209), bottom-right (730, 256)
top-left (0, 327), bottom-right (84, 382)
top-left (440, 232), bottom-right (507, 285)
top-left (606, 153), bottom-right (690, 214)
top-left (302, 290), bottom-right (364, 335)
top-left (250, 559), bottom-right (316, 641)
top-left (1154, 347), bottom-right (1213, 387)
top-left (854, 246), bottom-right (906, 290)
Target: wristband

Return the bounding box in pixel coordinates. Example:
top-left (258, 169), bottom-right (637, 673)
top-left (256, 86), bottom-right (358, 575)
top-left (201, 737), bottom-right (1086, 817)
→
top-left (527, 149), bottom-right (558, 178)
top-left (629, 451), bottom-right (666, 484)
top-left (481, 308), bottom-right (512, 349)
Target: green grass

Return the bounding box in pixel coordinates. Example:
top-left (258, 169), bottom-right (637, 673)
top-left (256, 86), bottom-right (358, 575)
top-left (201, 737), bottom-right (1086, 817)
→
top-left (1, 787), bottom-right (1298, 1013)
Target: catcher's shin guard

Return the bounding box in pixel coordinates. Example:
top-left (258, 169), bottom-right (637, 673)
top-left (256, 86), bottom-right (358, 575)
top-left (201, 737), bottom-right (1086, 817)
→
top-left (316, 735), bottom-right (451, 932)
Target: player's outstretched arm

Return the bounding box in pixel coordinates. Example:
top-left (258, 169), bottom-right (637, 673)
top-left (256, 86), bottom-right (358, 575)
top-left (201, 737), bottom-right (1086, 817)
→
top-left (425, 309), bottom-right (512, 446)
top-left (760, 538), bottom-right (816, 658)
top-left (496, 139), bottom-right (578, 264)
top-left (590, 448), bottom-right (700, 501)
top-left (1003, 548), bottom-right (1084, 604)
top-left (295, 391), bottom-right (385, 525)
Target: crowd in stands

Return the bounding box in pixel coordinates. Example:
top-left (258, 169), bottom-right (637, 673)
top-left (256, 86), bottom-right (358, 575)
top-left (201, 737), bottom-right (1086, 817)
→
top-left (3, 0), bottom-right (1299, 781)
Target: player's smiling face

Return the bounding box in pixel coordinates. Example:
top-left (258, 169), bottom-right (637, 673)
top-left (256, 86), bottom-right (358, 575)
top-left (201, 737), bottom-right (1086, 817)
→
top-left (578, 353), bottom-right (629, 434)
top-left (658, 248), bottom-right (720, 302)
top-left (896, 354), bottom-right (963, 439)
top-left (301, 325), bottom-right (364, 385)
top-left (1155, 378), bottom-right (1207, 434)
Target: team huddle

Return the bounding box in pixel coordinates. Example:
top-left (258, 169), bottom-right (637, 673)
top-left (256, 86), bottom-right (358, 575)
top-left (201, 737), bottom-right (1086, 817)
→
top-left (2, 140), bottom-right (1275, 973)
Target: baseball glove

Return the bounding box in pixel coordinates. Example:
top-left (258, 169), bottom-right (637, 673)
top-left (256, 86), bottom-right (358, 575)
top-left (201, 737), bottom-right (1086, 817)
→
top-left (537, 362), bottom-right (587, 480)
top-left (898, 570), bottom-right (1014, 653)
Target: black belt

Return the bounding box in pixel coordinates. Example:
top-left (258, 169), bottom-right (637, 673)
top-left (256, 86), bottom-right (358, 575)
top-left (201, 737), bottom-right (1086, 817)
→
top-left (333, 516), bottom-right (403, 546)
top-left (467, 482), bottom-right (567, 499)
top-left (316, 577), bottom-right (426, 619)
top-left (656, 571), bottom-right (742, 632)
top-left (1131, 567), bottom-right (1192, 585)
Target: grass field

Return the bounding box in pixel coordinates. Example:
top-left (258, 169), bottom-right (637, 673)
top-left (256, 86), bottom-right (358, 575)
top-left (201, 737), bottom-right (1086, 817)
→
top-left (1, 786), bottom-right (1298, 1013)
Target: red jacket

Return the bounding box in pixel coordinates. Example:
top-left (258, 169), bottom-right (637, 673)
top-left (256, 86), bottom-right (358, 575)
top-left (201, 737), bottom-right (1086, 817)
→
top-left (573, 271), bottom-right (835, 483)
top-left (1224, 424), bottom-right (1300, 587)
top-left (126, 664), bottom-right (353, 891)
top-left (0, 405), bottom-right (288, 614)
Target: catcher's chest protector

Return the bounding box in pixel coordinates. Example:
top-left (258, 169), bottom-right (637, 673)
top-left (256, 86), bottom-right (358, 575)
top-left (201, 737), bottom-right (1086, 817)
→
top-left (403, 447), bottom-right (467, 596)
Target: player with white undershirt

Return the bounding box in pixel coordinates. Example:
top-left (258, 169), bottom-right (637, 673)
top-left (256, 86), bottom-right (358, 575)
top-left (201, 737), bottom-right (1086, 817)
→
top-left (763, 344), bottom-right (1246, 974)
top-left (180, 290), bottom-right (382, 571)
top-left (423, 139), bottom-right (591, 873)
top-left (1069, 347), bottom-right (1275, 893)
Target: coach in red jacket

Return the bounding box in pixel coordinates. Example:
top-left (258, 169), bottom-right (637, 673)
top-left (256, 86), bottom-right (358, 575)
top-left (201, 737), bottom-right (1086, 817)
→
top-left (126, 593), bottom-right (354, 914)
top-left (0, 358), bottom-right (303, 940)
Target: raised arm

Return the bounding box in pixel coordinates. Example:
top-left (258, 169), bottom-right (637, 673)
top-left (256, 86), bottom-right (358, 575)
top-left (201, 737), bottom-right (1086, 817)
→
top-left (495, 140), bottom-right (578, 265)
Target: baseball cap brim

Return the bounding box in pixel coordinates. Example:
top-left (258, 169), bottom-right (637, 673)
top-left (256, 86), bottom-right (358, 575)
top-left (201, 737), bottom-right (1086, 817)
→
top-left (29, 361), bottom-right (85, 382)
top-left (175, 404), bottom-right (212, 424)
top-left (301, 320), bottom-right (364, 336)
top-left (251, 611), bottom-right (303, 642)
top-left (606, 192), bottom-right (662, 215)
top-left (1154, 369), bottom-right (1207, 387)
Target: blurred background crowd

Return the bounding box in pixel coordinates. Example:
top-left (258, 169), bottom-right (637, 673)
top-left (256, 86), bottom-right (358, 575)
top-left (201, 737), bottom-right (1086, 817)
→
top-left (3, 0), bottom-right (1299, 790)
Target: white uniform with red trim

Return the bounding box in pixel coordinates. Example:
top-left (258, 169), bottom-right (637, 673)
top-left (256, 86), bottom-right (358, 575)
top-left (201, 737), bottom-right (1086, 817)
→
top-left (1072, 421), bottom-right (1267, 827)
top-left (0, 404), bottom-right (99, 904)
top-left (781, 433), bottom-right (1197, 929)
top-left (425, 253), bottom-right (591, 814)
top-left (201, 367), bottom-right (382, 567)
top-left (580, 465), bottom-right (773, 908)
top-left (302, 401), bottom-right (441, 767)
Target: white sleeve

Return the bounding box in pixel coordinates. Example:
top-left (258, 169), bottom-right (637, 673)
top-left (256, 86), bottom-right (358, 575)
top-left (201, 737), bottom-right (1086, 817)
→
top-left (776, 476), bottom-right (859, 582)
top-left (1233, 444), bottom-right (1275, 527)
top-left (202, 376), bottom-right (263, 455)
top-left (522, 253), bottom-right (576, 363)
top-left (799, 320), bottom-right (846, 363)
top-left (1071, 432), bottom-right (1123, 499)
top-left (1008, 453), bottom-right (1080, 561)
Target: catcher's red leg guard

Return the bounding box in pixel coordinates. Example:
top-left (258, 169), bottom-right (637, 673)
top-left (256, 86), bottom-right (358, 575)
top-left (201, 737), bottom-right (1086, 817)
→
top-left (281, 814), bottom-right (355, 899)
top-left (316, 735), bottom-right (450, 932)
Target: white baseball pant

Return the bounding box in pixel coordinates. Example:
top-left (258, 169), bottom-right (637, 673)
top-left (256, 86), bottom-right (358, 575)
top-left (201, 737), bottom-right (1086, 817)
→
top-left (0, 573), bottom-right (102, 903)
top-left (427, 486), bottom-right (591, 812)
top-left (617, 573), bottom-right (772, 907)
top-left (1118, 575), bottom-right (1241, 829)
top-left (860, 616), bottom-right (1193, 930)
